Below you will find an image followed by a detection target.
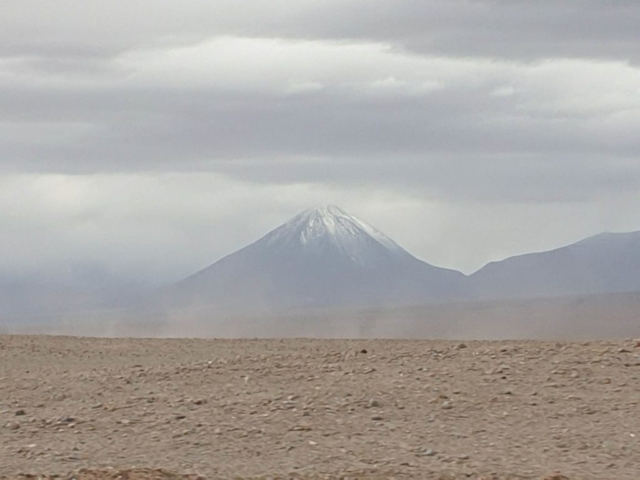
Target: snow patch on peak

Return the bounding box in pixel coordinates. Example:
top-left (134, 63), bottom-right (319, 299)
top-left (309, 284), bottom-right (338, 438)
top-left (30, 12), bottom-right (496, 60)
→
top-left (287, 205), bottom-right (401, 250)
top-left (257, 205), bottom-right (410, 266)
top-left (302, 204), bottom-right (346, 217)
top-left (295, 205), bottom-right (350, 240)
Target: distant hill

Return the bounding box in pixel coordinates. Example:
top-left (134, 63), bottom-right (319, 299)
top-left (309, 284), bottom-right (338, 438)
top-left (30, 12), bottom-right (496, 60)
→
top-left (0, 269), bottom-right (149, 328)
top-left (470, 231), bottom-right (640, 300)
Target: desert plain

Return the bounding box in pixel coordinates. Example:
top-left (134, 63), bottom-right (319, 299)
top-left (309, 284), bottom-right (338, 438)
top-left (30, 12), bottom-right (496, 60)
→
top-left (1, 335), bottom-right (640, 479)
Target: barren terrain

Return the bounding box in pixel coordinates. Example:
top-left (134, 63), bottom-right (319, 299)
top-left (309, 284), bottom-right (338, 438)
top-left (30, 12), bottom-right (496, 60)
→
top-left (1, 335), bottom-right (640, 479)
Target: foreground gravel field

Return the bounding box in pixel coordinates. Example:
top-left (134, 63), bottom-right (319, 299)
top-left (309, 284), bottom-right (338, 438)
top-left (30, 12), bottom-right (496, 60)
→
top-left (1, 335), bottom-right (639, 479)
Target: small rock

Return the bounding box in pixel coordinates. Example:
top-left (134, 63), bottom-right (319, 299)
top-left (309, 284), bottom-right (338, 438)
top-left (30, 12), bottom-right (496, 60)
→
top-left (368, 399), bottom-right (381, 408)
top-left (175, 414), bottom-right (186, 420)
top-left (441, 402), bottom-right (453, 410)
top-left (290, 425), bottom-right (312, 432)
top-left (360, 349), bottom-right (368, 354)
top-left (371, 415), bottom-right (384, 421)
top-left (418, 449), bottom-right (437, 457)
top-left (456, 343), bottom-right (468, 349)
top-left (15, 410), bottom-right (26, 416)
top-left (4, 421), bottom-right (20, 430)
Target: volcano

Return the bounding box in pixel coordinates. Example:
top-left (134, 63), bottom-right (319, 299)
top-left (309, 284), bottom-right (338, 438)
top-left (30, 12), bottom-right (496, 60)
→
top-left (164, 205), bottom-right (468, 313)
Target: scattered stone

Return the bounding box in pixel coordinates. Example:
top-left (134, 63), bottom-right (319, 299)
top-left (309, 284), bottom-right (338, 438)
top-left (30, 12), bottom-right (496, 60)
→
top-left (367, 399), bottom-right (381, 408)
top-left (290, 425), bottom-right (312, 431)
top-left (371, 415), bottom-right (384, 421)
top-left (360, 349), bottom-right (368, 354)
top-left (15, 409), bottom-right (26, 416)
top-left (441, 402), bottom-right (453, 410)
top-left (417, 448), bottom-right (437, 457)
top-left (4, 421), bottom-right (20, 430)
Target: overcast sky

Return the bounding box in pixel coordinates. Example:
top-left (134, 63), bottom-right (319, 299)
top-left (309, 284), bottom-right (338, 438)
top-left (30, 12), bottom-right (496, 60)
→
top-left (3, 0), bottom-right (640, 286)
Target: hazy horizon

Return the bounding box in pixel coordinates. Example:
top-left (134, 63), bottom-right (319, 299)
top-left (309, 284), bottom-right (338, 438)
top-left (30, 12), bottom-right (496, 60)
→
top-left (3, 204), bottom-right (640, 342)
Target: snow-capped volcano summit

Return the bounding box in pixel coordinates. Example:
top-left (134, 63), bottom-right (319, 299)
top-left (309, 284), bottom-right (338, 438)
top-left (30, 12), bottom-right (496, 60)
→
top-left (261, 205), bottom-right (409, 267)
top-left (269, 205), bottom-right (398, 249)
top-left (165, 206), bottom-right (467, 312)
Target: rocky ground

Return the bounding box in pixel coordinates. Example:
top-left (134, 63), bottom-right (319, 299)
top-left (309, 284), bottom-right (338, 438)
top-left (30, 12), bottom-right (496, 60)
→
top-left (1, 335), bottom-right (639, 479)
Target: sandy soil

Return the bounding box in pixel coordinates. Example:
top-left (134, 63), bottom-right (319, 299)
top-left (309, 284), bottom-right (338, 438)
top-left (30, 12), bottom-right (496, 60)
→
top-left (1, 335), bottom-right (639, 479)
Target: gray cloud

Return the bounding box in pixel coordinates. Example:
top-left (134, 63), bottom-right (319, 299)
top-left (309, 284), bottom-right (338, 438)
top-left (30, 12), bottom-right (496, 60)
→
top-left (316, 0), bottom-right (640, 62)
top-left (2, 70), bottom-right (639, 202)
top-left (4, 1), bottom-right (640, 62)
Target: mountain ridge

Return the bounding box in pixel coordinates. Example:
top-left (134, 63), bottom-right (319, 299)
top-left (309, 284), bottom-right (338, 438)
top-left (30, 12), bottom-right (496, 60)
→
top-left (469, 229), bottom-right (640, 300)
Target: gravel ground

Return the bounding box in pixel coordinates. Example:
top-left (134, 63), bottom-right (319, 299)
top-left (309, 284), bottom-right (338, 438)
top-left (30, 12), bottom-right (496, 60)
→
top-left (1, 335), bottom-right (640, 479)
